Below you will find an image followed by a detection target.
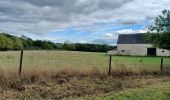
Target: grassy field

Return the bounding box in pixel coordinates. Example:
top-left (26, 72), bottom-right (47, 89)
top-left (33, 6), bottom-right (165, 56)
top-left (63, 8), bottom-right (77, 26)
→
top-left (0, 50), bottom-right (170, 99)
top-left (89, 81), bottom-right (170, 100)
top-left (0, 50), bottom-right (170, 72)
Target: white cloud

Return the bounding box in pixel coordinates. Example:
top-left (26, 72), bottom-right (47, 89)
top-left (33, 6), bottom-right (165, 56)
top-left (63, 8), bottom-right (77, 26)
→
top-left (80, 40), bottom-right (88, 43)
top-left (115, 29), bottom-right (147, 34)
top-left (116, 29), bottom-right (134, 34)
top-left (0, 0), bottom-right (170, 44)
top-left (102, 29), bottom-right (147, 39)
top-left (103, 33), bottom-right (113, 38)
top-left (96, 28), bottom-right (148, 45)
top-left (1, 0), bottom-right (170, 35)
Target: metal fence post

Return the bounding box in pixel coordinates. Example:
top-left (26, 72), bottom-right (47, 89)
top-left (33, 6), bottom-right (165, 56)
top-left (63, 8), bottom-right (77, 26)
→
top-left (160, 57), bottom-right (163, 72)
top-left (108, 55), bottom-right (112, 75)
top-left (19, 49), bottom-right (24, 77)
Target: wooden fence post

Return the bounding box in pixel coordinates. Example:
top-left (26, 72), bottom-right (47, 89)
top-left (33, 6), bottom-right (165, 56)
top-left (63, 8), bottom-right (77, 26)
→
top-left (108, 55), bottom-right (112, 75)
top-left (160, 57), bottom-right (163, 72)
top-left (19, 49), bottom-right (24, 77)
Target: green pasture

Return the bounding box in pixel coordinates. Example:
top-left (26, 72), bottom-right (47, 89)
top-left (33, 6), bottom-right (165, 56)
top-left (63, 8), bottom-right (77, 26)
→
top-left (93, 81), bottom-right (170, 100)
top-left (0, 50), bottom-right (170, 71)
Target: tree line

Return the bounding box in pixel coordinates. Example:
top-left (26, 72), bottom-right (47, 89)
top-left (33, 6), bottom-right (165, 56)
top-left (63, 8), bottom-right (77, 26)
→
top-left (0, 33), bottom-right (115, 52)
top-left (63, 43), bottom-right (116, 52)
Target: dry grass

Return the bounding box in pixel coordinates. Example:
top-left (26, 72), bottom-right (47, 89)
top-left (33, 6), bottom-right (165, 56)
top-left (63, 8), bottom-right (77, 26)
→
top-left (0, 50), bottom-right (170, 71)
top-left (0, 67), bottom-right (170, 99)
top-left (0, 51), bottom-right (170, 99)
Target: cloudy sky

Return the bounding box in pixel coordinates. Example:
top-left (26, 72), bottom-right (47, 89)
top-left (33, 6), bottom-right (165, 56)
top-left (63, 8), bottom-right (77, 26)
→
top-left (0, 0), bottom-right (170, 45)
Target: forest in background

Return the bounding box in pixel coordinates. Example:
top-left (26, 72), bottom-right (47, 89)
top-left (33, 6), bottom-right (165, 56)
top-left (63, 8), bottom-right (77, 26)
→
top-left (0, 33), bottom-right (115, 52)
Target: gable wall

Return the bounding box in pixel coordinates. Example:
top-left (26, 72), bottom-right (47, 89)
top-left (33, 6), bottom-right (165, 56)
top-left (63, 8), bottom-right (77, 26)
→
top-left (117, 44), bottom-right (151, 56)
top-left (117, 44), bottom-right (170, 56)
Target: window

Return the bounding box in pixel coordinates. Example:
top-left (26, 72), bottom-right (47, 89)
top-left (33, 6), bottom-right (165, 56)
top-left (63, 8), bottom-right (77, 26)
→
top-left (121, 50), bottom-right (125, 52)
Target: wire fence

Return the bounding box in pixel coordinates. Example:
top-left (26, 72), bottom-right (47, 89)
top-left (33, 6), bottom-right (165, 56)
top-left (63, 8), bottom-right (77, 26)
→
top-left (0, 50), bottom-right (170, 76)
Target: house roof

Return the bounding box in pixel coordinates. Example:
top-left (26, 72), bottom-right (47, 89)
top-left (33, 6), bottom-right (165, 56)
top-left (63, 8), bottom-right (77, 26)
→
top-left (117, 33), bottom-right (150, 44)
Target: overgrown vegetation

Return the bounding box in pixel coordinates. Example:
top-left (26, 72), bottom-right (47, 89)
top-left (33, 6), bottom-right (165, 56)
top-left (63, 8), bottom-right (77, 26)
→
top-left (147, 9), bottom-right (170, 50)
top-left (0, 33), bottom-right (115, 52)
top-left (0, 69), bottom-right (170, 99)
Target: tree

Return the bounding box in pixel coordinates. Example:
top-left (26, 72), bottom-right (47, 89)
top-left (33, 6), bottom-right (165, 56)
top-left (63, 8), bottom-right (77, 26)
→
top-left (0, 34), bottom-right (13, 50)
top-left (0, 34), bottom-right (7, 50)
top-left (147, 9), bottom-right (170, 50)
top-left (12, 38), bottom-right (23, 50)
top-left (0, 33), bottom-right (115, 51)
top-left (147, 32), bottom-right (170, 49)
top-left (148, 9), bottom-right (170, 33)
top-left (4, 37), bottom-right (13, 50)
top-left (43, 41), bottom-right (54, 49)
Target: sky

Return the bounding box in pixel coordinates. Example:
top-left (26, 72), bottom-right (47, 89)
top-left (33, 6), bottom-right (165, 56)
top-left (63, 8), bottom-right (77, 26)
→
top-left (0, 0), bottom-right (170, 45)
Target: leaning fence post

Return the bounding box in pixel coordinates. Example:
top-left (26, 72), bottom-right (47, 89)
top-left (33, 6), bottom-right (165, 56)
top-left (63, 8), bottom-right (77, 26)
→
top-left (19, 48), bottom-right (24, 77)
top-left (108, 55), bottom-right (112, 75)
top-left (160, 57), bottom-right (163, 72)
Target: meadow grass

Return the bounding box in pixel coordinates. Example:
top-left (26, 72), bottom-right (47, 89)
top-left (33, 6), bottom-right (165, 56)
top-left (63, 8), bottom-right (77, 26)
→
top-left (0, 50), bottom-right (170, 73)
top-left (0, 50), bottom-right (170, 99)
top-left (93, 81), bottom-right (170, 100)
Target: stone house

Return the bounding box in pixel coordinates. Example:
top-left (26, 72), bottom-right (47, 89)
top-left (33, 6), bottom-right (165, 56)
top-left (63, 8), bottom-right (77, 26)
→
top-left (108, 33), bottom-right (170, 56)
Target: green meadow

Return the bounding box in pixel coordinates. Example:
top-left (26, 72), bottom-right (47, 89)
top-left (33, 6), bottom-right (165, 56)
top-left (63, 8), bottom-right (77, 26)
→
top-left (89, 81), bottom-right (170, 100)
top-left (0, 50), bottom-right (170, 71)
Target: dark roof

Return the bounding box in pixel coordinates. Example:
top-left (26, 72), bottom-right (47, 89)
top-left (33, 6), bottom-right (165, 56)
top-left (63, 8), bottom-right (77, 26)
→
top-left (117, 33), bottom-right (150, 44)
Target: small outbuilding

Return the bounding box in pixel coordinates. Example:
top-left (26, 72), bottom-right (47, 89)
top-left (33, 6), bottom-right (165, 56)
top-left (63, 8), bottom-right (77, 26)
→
top-left (108, 33), bottom-right (170, 56)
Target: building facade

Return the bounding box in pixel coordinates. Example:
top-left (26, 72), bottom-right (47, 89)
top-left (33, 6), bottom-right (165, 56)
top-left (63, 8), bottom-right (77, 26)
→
top-left (108, 33), bottom-right (170, 56)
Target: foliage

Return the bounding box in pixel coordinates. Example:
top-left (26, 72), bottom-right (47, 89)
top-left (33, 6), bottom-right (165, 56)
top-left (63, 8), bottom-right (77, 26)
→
top-left (147, 9), bottom-right (170, 50)
top-left (146, 32), bottom-right (170, 49)
top-left (148, 9), bottom-right (170, 33)
top-left (0, 34), bottom-right (13, 50)
top-left (0, 32), bottom-right (114, 52)
top-left (63, 43), bottom-right (115, 52)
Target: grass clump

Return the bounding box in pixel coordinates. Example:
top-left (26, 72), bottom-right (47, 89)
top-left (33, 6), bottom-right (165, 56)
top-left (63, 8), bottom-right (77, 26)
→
top-left (0, 69), bottom-right (169, 99)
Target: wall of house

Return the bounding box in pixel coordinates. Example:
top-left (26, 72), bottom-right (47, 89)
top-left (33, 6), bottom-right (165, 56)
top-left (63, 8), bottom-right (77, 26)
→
top-left (115, 44), bottom-right (170, 56)
top-left (117, 44), bottom-right (152, 56)
top-left (157, 49), bottom-right (170, 56)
